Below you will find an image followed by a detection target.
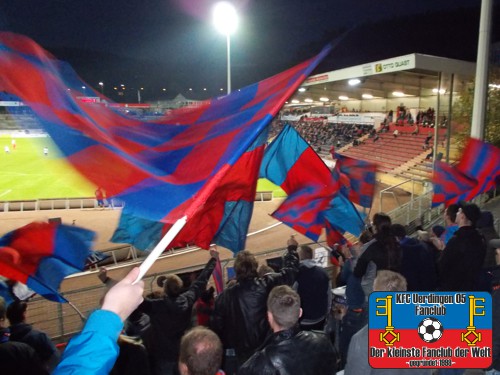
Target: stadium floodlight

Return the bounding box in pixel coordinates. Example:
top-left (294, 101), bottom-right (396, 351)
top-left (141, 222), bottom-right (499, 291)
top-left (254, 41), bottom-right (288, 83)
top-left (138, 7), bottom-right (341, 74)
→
top-left (338, 95), bottom-right (349, 101)
top-left (304, 98), bottom-right (313, 103)
top-left (348, 78), bottom-right (361, 86)
top-left (362, 93), bottom-right (374, 99)
top-left (432, 88), bottom-right (446, 94)
top-left (392, 91), bottom-right (406, 97)
top-left (213, 2), bottom-right (238, 95)
top-left (298, 87), bottom-right (307, 92)
top-left (319, 97), bottom-right (329, 102)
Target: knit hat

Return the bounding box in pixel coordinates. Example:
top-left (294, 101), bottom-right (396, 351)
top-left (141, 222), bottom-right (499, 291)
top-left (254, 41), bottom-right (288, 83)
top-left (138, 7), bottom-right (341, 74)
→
top-left (432, 225), bottom-right (445, 238)
top-left (458, 201), bottom-right (481, 226)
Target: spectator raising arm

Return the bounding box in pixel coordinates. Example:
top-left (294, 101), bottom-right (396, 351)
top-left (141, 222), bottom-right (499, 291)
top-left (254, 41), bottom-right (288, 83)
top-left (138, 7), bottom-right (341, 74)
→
top-left (54, 267), bottom-right (144, 375)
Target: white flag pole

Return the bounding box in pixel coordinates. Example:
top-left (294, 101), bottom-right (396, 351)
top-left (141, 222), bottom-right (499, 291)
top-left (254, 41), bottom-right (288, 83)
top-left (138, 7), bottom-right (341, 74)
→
top-left (133, 215), bottom-right (188, 284)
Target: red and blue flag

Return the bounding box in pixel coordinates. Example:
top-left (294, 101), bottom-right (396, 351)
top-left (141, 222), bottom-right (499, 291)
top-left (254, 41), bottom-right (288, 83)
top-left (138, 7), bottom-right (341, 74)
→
top-left (432, 160), bottom-right (477, 207)
top-left (456, 138), bottom-right (500, 200)
top-left (259, 124), bottom-right (339, 241)
top-left (112, 130), bottom-right (268, 253)
top-left (432, 139), bottom-right (499, 206)
top-left (333, 153), bottom-right (377, 208)
top-left (0, 32), bottom-right (331, 252)
top-left (0, 222), bottom-right (94, 302)
top-left (213, 257), bottom-right (224, 294)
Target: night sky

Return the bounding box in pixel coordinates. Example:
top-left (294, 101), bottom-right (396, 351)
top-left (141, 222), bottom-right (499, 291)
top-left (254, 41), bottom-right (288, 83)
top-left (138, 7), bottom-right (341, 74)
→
top-left (0, 0), bottom-right (496, 101)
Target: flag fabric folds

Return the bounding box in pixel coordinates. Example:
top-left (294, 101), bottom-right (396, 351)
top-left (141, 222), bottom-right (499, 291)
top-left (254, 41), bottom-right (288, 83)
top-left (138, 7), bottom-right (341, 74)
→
top-left (325, 194), bottom-right (365, 237)
top-left (456, 138), bottom-right (500, 200)
top-left (212, 257), bottom-right (224, 294)
top-left (260, 124), bottom-right (339, 241)
top-left (260, 124), bottom-right (367, 242)
top-left (0, 222), bottom-right (94, 302)
top-left (0, 32), bottom-right (331, 253)
top-left (0, 32), bottom-right (330, 224)
top-left (333, 153), bottom-right (377, 208)
top-left (112, 130), bottom-right (269, 253)
top-left (432, 138), bottom-right (500, 206)
top-left (432, 161), bottom-right (478, 207)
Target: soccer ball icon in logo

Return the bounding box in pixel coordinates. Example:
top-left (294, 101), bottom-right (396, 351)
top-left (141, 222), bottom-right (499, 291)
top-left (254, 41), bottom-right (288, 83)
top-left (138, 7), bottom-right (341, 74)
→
top-left (417, 317), bottom-right (444, 343)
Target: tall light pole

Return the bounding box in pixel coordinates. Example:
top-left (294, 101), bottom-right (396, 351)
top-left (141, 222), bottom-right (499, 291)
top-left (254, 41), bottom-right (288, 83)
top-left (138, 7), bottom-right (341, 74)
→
top-left (213, 2), bottom-right (238, 95)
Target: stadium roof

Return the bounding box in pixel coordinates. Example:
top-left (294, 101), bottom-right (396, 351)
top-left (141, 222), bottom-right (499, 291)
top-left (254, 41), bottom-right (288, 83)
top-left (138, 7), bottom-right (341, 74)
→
top-left (289, 53), bottom-right (476, 105)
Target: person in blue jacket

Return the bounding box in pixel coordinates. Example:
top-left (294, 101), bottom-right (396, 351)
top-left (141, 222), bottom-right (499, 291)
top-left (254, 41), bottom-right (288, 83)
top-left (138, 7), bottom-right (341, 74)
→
top-left (53, 267), bottom-right (145, 375)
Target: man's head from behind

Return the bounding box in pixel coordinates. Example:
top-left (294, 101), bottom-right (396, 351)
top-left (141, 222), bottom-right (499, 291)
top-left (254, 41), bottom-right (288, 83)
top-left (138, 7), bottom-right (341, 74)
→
top-left (164, 274), bottom-right (183, 298)
top-left (298, 245), bottom-right (313, 261)
top-left (178, 326), bottom-right (223, 375)
top-left (390, 224), bottom-right (407, 241)
top-left (373, 270), bottom-right (407, 292)
top-left (234, 250), bottom-right (258, 281)
top-left (456, 201), bottom-right (481, 227)
top-left (444, 204), bottom-right (459, 226)
top-left (267, 285), bottom-right (301, 332)
top-left (372, 213), bottom-right (392, 234)
top-left (6, 300), bottom-right (27, 325)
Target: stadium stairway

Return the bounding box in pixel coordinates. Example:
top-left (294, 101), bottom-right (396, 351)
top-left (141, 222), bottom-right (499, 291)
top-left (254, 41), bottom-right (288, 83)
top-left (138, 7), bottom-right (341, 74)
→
top-left (340, 132), bottom-right (432, 173)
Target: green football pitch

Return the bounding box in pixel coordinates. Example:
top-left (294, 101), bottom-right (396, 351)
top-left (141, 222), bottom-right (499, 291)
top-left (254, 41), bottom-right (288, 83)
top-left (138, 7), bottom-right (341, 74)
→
top-left (0, 136), bottom-right (285, 201)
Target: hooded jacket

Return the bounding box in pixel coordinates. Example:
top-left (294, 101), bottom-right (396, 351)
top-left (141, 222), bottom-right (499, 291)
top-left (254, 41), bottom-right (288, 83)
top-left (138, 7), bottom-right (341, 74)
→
top-left (438, 226), bottom-right (487, 291)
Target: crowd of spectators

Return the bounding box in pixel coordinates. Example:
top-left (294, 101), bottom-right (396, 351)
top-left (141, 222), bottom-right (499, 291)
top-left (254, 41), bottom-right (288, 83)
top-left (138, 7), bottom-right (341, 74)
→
top-left (1, 199), bottom-right (499, 375)
top-left (269, 119), bottom-right (373, 154)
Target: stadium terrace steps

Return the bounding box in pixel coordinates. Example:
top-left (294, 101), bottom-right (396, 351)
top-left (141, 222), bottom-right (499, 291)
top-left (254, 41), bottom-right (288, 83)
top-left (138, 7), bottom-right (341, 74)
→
top-left (340, 132), bottom-right (433, 173)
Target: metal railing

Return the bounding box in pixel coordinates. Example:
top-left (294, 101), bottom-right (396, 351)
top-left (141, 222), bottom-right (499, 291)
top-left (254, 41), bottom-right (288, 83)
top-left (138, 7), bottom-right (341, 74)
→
top-left (27, 239), bottom-right (332, 343)
top-left (0, 192), bottom-right (273, 213)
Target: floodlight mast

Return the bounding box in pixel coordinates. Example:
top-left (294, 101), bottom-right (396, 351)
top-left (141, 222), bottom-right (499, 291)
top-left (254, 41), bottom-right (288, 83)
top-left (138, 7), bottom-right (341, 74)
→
top-left (213, 2), bottom-right (238, 95)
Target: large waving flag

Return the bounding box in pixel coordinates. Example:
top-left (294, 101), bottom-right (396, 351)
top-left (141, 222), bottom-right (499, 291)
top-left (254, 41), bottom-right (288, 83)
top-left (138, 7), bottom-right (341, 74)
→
top-left (0, 222), bottom-right (94, 302)
top-left (456, 138), bottom-right (500, 199)
top-left (0, 32), bottom-right (330, 253)
top-left (112, 130), bottom-right (268, 253)
top-left (432, 139), bottom-right (499, 206)
top-left (333, 153), bottom-right (377, 208)
top-left (260, 124), bottom-right (339, 241)
top-left (432, 161), bottom-right (478, 206)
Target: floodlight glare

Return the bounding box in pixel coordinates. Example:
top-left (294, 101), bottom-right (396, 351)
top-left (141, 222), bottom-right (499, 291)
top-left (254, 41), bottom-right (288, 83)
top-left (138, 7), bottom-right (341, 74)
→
top-left (432, 88), bottom-right (446, 94)
top-left (298, 87), bottom-right (306, 92)
top-left (304, 98), bottom-right (313, 103)
top-left (348, 78), bottom-right (361, 86)
top-left (362, 93), bottom-right (374, 99)
top-left (291, 99), bottom-right (300, 104)
top-left (339, 95), bottom-right (349, 100)
top-left (319, 97), bottom-right (329, 102)
top-left (392, 91), bottom-right (405, 97)
top-left (213, 2), bottom-right (238, 35)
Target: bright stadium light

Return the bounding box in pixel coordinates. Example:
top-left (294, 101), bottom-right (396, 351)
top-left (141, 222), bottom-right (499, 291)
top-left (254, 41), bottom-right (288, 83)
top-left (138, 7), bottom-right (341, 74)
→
top-left (291, 99), bottom-right (300, 104)
top-left (304, 98), bottom-right (313, 103)
top-left (362, 93), bottom-right (374, 99)
top-left (339, 95), bottom-right (349, 101)
top-left (319, 97), bottom-right (329, 102)
top-left (432, 88), bottom-right (446, 94)
top-left (213, 2), bottom-right (238, 95)
top-left (348, 78), bottom-right (361, 86)
top-left (298, 87), bottom-right (307, 92)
